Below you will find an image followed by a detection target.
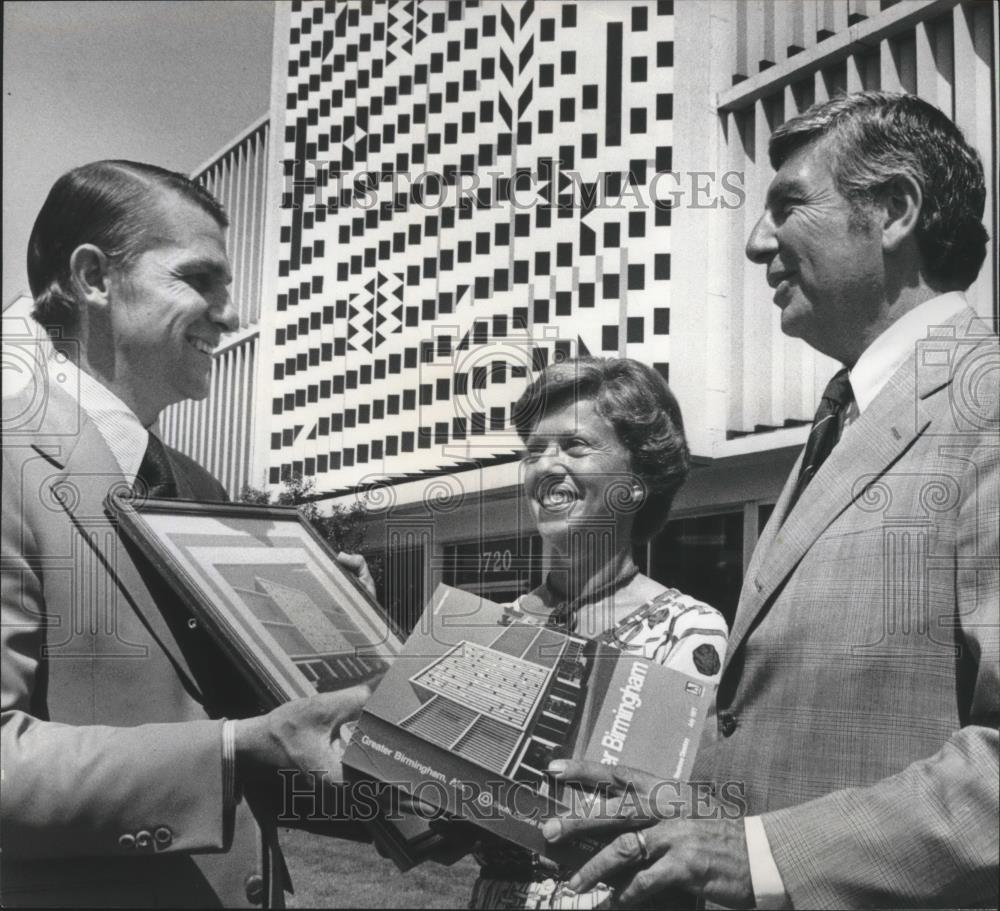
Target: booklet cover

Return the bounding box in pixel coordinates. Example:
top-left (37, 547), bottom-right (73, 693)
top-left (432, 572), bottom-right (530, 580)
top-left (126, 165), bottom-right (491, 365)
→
top-left (343, 584), bottom-right (714, 866)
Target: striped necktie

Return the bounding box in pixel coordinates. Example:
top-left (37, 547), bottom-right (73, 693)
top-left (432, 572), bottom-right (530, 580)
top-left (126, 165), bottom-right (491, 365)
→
top-left (135, 432), bottom-right (178, 499)
top-left (786, 368), bottom-right (854, 515)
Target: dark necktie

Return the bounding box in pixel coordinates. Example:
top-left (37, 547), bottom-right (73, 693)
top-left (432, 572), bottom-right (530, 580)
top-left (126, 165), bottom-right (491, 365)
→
top-left (132, 434), bottom-right (251, 714)
top-left (135, 432), bottom-right (178, 499)
top-left (786, 368), bottom-right (854, 514)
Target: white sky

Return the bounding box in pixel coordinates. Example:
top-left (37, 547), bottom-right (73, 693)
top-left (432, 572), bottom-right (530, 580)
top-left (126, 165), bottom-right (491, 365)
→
top-left (2, 0), bottom-right (275, 304)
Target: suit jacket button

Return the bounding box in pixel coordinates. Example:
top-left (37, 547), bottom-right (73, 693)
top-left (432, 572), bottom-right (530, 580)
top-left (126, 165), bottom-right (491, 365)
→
top-left (154, 826), bottom-right (173, 848)
top-left (118, 833), bottom-right (136, 850)
top-left (245, 873), bottom-right (265, 905)
top-left (135, 830), bottom-right (153, 850)
top-left (719, 713), bottom-right (738, 737)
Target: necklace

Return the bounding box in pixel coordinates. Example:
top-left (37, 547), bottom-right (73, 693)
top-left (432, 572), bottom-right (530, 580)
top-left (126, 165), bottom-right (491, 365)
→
top-left (544, 561), bottom-right (641, 633)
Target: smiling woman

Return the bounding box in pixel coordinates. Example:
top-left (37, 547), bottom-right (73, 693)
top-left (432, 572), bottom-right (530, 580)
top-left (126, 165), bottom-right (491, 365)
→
top-left (516, 357), bottom-right (690, 558)
top-left (466, 357), bottom-right (730, 910)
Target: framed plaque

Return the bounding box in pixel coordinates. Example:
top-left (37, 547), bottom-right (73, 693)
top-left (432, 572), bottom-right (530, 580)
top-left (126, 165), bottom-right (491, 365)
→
top-left (109, 495), bottom-right (402, 707)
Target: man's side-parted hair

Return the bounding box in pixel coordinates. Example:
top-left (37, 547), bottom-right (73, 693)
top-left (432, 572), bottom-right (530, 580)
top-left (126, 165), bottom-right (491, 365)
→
top-left (513, 356), bottom-right (690, 543)
top-left (769, 91), bottom-right (988, 290)
top-left (27, 160), bottom-right (228, 340)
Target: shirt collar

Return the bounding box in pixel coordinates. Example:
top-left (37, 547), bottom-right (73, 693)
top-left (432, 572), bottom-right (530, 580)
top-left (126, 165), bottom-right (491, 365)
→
top-left (50, 355), bottom-right (150, 480)
top-left (849, 292), bottom-right (968, 414)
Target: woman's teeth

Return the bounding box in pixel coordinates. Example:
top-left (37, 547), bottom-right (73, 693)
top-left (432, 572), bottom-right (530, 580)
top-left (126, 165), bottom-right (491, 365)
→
top-left (539, 484), bottom-right (577, 508)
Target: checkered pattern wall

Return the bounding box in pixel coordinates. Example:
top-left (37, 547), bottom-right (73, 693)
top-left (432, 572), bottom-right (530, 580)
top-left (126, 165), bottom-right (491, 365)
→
top-left (270, 0), bottom-right (676, 489)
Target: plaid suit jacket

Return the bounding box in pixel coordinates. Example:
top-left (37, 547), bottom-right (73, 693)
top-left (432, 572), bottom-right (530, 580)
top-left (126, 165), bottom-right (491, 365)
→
top-left (693, 307), bottom-right (999, 908)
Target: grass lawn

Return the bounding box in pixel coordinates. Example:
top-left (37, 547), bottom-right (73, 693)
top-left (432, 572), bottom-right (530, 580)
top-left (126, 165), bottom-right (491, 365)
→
top-left (281, 827), bottom-right (479, 908)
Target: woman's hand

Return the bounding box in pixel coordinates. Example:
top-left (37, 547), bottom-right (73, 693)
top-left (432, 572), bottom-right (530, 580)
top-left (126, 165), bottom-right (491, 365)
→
top-left (336, 551), bottom-right (376, 599)
top-left (541, 759), bottom-right (754, 909)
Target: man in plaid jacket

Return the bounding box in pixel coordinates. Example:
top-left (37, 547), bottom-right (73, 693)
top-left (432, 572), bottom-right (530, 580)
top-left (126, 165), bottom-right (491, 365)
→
top-left (542, 92), bottom-right (998, 910)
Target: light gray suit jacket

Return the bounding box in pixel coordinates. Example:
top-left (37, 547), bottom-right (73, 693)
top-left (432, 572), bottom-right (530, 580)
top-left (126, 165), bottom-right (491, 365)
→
top-left (694, 307), bottom-right (999, 908)
top-left (1, 382), bottom-right (283, 907)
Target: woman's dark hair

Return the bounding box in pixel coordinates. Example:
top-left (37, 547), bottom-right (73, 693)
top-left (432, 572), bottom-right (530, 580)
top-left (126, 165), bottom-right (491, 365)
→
top-left (27, 160), bottom-right (228, 341)
top-left (513, 356), bottom-right (690, 543)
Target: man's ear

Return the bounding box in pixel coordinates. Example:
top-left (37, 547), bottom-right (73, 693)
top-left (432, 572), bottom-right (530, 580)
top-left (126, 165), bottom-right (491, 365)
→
top-left (68, 245), bottom-right (112, 308)
top-left (880, 175), bottom-right (922, 254)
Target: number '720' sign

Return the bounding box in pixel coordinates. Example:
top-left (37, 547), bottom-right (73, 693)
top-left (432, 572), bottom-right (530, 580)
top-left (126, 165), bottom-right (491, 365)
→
top-left (480, 549), bottom-right (513, 574)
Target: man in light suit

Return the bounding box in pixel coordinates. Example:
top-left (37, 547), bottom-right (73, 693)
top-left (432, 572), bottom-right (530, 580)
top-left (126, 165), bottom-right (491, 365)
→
top-left (541, 93), bottom-right (998, 908)
top-left (2, 161), bottom-right (370, 907)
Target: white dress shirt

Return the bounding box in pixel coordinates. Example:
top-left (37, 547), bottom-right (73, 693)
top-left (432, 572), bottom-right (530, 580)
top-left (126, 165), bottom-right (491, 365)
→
top-left (848, 291), bottom-right (967, 416)
top-left (744, 291), bottom-right (969, 910)
top-left (50, 353), bottom-right (150, 479)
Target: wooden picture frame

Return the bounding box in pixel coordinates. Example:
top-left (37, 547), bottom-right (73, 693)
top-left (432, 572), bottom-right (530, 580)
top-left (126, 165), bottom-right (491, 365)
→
top-left (109, 494), bottom-right (402, 707)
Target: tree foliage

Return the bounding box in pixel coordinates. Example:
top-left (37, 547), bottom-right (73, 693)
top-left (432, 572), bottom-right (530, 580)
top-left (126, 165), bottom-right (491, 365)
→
top-left (238, 474), bottom-right (383, 588)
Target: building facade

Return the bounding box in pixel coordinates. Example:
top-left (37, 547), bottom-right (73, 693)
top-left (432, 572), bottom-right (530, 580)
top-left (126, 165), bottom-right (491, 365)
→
top-left (162, 0), bottom-right (998, 630)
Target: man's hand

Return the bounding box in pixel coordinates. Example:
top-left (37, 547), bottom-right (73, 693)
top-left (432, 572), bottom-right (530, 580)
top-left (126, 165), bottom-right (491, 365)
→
top-left (541, 759), bottom-right (754, 909)
top-left (233, 685), bottom-right (370, 786)
top-left (336, 551), bottom-right (377, 599)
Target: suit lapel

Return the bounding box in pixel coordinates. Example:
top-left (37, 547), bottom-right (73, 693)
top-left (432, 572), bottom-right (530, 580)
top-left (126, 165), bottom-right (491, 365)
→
top-left (33, 395), bottom-right (204, 699)
top-left (723, 310), bottom-right (977, 666)
top-left (726, 307), bottom-right (996, 667)
top-left (743, 450), bottom-right (803, 588)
